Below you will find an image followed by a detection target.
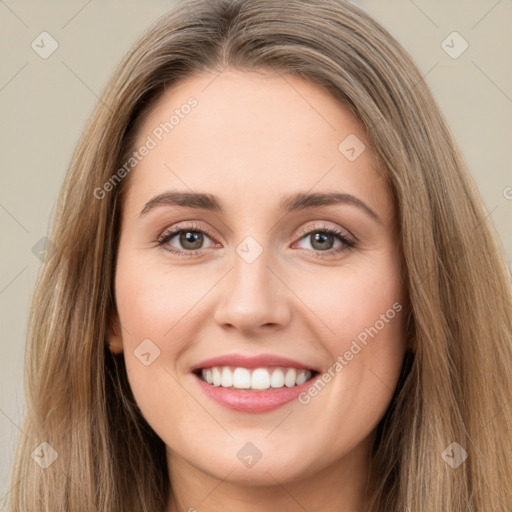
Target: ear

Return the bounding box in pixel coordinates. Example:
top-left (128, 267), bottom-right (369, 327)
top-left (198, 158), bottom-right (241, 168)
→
top-left (107, 313), bottom-right (124, 354)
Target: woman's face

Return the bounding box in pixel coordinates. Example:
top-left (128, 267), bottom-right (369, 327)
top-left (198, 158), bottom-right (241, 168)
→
top-left (111, 69), bottom-right (408, 488)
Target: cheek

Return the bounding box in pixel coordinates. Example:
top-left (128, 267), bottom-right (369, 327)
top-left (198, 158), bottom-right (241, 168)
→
top-left (113, 254), bottom-right (201, 430)
top-left (114, 251), bottom-right (204, 343)
top-left (113, 252), bottom-right (186, 386)
top-left (290, 256), bottom-right (405, 348)
top-left (291, 253), bottom-right (406, 418)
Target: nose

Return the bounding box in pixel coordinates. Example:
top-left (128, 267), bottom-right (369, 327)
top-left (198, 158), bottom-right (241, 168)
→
top-left (213, 247), bottom-right (292, 336)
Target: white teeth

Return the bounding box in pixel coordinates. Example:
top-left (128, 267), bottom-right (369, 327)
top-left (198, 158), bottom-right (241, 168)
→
top-left (296, 370), bottom-right (308, 385)
top-left (284, 368), bottom-right (297, 387)
top-left (270, 369), bottom-right (285, 388)
top-left (221, 367), bottom-right (233, 387)
top-left (233, 368), bottom-right (251, 389)
top-left (212, 367), bottom-right (222, 386)
top-left (200, 366), bottom-right (313, 390)
top-left (251, 368), bottom-right (270, 390)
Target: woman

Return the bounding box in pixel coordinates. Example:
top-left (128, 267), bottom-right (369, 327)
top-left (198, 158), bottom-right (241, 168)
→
top-left (9, 0), bottom-right (512, 510)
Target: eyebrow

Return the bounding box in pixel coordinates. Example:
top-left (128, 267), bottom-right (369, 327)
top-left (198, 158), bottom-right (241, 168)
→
top-left (139, 191), bottom-right (381, 223)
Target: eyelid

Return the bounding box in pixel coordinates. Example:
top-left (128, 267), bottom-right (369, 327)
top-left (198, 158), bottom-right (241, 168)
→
top-left (157, 220), bottom-right (218, 240)
top-left (294, 221), bottom-right (355, 242)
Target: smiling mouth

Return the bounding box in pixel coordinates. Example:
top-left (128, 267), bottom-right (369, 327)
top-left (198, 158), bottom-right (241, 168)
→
top-left (193, 366), bottom-right (319, 391)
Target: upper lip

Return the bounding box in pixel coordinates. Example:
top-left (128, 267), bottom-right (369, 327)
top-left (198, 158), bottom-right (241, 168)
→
top-left (190, 353), bottom-right (319, 373)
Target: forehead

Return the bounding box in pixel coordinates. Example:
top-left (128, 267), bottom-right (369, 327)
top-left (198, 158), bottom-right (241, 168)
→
top-left (125, 69), bottom-right (392, 223)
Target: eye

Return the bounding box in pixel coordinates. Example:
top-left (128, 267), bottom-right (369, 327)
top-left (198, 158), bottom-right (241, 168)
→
top-left (155, 221), bottom-right (356, 258)
top-left (294, 223), bottom-right (356, 258)
top-left (156, 221), bottom-right (216, 255)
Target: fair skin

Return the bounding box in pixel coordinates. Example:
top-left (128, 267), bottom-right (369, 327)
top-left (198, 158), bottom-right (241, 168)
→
top-left (109, 68), bottom-right (408, 512)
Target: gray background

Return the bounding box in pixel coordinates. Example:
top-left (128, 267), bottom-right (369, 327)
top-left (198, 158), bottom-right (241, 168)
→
top-left (1, 0), bottom-right (511, 506)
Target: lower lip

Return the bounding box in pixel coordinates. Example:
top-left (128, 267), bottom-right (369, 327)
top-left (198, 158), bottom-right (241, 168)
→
top-left (193, 372), bottom-right (320, 413)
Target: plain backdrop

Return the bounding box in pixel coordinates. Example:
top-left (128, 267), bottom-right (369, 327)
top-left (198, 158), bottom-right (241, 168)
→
top-left (1, 0), bottom-right (511, 506)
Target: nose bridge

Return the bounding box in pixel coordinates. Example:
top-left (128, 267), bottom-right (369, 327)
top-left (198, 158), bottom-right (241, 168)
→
top-left (233, 239), bottom-right (272, 295)
top-left (213, 234), bottom-right (291, 332)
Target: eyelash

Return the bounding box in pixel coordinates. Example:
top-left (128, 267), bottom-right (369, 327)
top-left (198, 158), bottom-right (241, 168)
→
top-left (155, 221), bottom-right (356, 259)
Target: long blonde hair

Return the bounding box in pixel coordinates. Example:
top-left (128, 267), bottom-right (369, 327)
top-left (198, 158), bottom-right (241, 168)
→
top-left (9, 0), bottom-right (512, 510)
